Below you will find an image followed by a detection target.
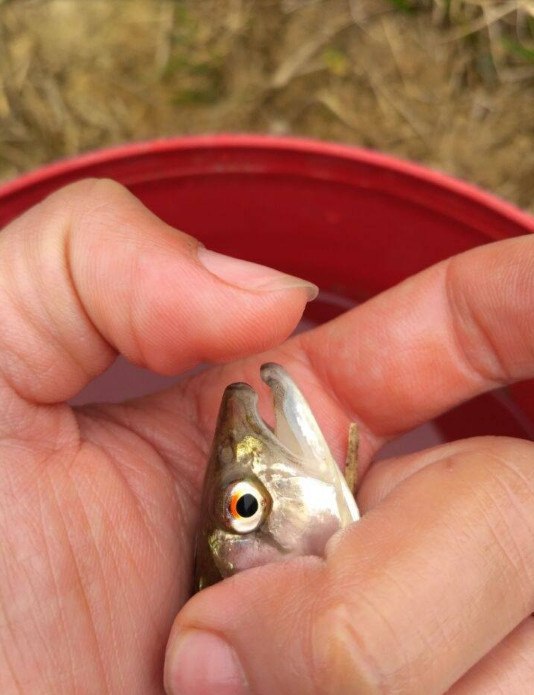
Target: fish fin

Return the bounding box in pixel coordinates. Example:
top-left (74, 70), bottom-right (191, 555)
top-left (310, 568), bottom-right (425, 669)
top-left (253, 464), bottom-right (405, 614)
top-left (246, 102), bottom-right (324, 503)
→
top-left (344, 422), bottom-right (359, 494)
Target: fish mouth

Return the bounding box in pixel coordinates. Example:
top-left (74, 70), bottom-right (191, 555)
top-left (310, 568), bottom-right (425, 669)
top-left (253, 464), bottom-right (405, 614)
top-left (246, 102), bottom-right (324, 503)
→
top-left (218, 362), bottom-right (335, 476)
top-left (212, 363), bottom-right (359, 522)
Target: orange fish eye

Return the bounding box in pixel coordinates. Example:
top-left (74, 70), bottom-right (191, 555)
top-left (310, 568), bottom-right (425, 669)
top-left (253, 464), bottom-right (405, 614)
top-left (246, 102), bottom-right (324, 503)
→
top-left (229, 493), bottom-right (240, 519)
top-left (229, 492), bottom-right (259, 519)
top-left (224, 480), bottom-right (267, 534)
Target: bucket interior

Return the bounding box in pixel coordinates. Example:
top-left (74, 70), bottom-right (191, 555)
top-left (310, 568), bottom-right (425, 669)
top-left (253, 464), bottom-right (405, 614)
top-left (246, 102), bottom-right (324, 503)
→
top-left (1, 136), bottom-right (532, 455)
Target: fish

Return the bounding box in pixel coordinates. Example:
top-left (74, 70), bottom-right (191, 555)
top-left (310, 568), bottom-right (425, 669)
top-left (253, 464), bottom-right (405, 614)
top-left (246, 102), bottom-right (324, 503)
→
top-left (194, 362), bottom-right (360, 591)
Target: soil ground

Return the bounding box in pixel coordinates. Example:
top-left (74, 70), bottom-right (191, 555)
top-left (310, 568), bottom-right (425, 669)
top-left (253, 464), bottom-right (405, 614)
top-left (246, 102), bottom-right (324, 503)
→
top-left (1, 0), bottom-right (533, 213)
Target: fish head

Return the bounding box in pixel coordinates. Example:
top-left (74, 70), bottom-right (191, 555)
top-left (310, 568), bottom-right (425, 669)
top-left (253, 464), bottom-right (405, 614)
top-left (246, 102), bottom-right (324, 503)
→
top-left (194, 363), bottom-right (360, 591)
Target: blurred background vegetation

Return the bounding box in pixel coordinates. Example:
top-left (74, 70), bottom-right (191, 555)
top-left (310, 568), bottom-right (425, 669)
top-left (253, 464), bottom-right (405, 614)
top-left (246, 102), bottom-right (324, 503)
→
top-left (0, 0), bottom-right (533, 212)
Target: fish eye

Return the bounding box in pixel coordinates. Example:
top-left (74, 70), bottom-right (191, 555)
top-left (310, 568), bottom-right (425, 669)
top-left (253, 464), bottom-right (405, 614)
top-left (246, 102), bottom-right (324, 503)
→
top-left (224, 480), bottom-right (268, 534)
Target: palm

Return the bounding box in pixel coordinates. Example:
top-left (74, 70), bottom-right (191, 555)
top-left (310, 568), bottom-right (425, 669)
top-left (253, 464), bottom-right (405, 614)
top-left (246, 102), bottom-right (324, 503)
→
top-left (2, 348), bottom-right (332, 694)
top-left (0, 181), bottom-right (330, 695)
top-left (3, 402), bottom-right (188, 693)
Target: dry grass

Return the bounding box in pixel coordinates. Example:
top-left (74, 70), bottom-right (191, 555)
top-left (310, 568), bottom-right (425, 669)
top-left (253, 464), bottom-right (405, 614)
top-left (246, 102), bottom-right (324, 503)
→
top-left (1, 0), bottom-right (533, 212)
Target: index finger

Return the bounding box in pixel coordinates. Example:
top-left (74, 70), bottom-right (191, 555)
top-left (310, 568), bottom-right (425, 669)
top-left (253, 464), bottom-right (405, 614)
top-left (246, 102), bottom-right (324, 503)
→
top-left (173, 235), bottom-right (533, 482)
top-left (301, 234), bottom-right (534, 442)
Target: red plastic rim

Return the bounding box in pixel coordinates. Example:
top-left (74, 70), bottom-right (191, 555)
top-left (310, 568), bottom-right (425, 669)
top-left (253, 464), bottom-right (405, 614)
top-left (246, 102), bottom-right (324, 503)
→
top-left (2, 135), bottom-right (534, 236)
top-left (1, 134), bottom-right (532, 437)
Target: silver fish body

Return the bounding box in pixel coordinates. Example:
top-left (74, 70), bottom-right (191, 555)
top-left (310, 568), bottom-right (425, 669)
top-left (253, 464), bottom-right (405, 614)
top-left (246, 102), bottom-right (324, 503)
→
top-left (194, 363), bottom-right (360, 591)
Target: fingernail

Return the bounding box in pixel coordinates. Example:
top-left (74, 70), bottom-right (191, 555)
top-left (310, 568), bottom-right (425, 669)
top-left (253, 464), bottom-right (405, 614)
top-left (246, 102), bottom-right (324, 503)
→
top-left (198, 248), bottom-right (318, 300)
top-left (165, 629), bottom-right (249, 695)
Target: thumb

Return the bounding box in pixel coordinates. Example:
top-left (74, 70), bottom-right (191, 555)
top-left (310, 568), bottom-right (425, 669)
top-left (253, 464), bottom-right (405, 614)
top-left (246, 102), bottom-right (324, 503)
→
top-left (163, 438), bottom-right (534, 695)
top-left (0, 178), bottom-right (316, 412)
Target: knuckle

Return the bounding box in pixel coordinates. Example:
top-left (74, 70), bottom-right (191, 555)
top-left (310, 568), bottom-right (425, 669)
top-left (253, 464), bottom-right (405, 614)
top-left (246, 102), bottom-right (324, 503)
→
top-left (442, 436), bottom-right (534, 491)
top-left (445, 254), bottom-right (509, 383)
top-left (44, 177), bottom-right (103, 208)
top-left (476, 435), bottom-right (534, 460)
top-left (311, 597), bottom-right (387, 695)
top-left (445, 440), bottom-right (534, 594)
top-left (43, 178), bottom-right (133, 226)
top-left (80, 177), bottom-right (133, 208)
top-left (460, 436), bottom-right (534, 496)
top-left (62, 177), bottom-right (127, 201)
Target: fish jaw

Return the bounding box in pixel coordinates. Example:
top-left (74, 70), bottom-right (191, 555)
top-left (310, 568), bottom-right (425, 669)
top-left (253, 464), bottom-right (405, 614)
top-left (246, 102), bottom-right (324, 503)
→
top-left (261, 362), bottom-right (359, 524)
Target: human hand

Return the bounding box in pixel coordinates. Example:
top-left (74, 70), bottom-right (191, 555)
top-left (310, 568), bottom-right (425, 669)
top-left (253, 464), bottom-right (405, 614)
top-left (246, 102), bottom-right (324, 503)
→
top-left (2, 180), bottom-right (533, 695)
top-left (165, 228), bottom-right (534, 694)
top-left (0, 179), bottom-right (315, 694)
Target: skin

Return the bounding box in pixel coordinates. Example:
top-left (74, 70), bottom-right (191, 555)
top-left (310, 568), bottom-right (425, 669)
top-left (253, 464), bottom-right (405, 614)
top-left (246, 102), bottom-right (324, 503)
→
top-left (0, 179), bottom-right (533, 694)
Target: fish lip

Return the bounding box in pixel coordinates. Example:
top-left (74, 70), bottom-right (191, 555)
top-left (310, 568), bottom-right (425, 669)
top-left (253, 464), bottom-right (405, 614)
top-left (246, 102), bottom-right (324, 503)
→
top-left (225, 361), bottom-right (294, 393)
top-left (260, 361), bottom-right (286, 388)
top-left (225, 381), bottom-right (255, 392)
top-left (225, 362), bottom-right (290, 393)
top-left (219, 368), bottom-right (303, 461)
top-left (260, 361), bottom-right (279, 382)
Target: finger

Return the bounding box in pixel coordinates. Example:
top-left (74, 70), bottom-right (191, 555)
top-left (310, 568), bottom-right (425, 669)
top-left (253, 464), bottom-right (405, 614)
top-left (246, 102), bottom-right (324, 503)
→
top-left (164, 437), bottom-right (534, 695)
top-left (447, 617), bottom-right (534, 695)
top-left (299, 235), bottom-right (534, 441)
top-left (151, 235), bottom-right (534, 485)
top-left (357, 435), bottom-right (508, 512)
top-left (0, 179), bottom-right (315, 420)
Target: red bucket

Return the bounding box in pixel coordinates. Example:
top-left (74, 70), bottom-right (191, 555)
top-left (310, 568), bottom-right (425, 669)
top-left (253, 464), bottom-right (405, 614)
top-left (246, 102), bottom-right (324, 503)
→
top-left (1, 135), bottom-right (533, 448)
